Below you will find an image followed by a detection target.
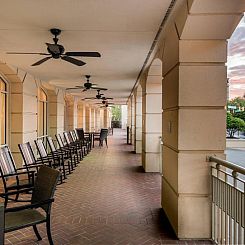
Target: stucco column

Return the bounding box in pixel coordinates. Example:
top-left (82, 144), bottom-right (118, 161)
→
top-left (103, 108), bottom-right (108, 128)
top-left (131, 95), bottom-right (135, 149)
top-left (127, 98), bottom-right (132, 144)
top-left (47, 88), bottom-right (65, 138)
top-left (77, 101), bottom-right (86, 129)
top-left (95, 108), bottom-right (101, 131)
top-left (135, 86), bottom-right (142, 153)
top-left (160, 0), bottom-right (243, 238)
top-left (142, 60), bottom-right (162, 172)
top-left (90, 107), bottom-right (96, 131)
top-left (85, 105), bottom-right (91, 131)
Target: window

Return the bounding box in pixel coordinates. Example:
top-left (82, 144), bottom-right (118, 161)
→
top-left (37, 88), bottom-right (47, 136)
top-left (0, 79), bottom-right (7, 144)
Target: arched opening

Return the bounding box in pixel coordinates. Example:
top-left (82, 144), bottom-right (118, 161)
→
top-left (142, 58), bottom-right (162, 172)
top-left (0, 78), bottom-right (7, 144)
top-left (37, 88), bottom-right (48, 136)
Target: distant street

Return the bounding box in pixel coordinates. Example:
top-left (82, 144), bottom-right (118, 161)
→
top-left (225, 148), bottom-right (245, 168)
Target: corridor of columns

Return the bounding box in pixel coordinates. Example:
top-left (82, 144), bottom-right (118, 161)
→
top-left (0, 1), bottom-right (244, 244)
top-left (5, 129), bottom-right (212, 245)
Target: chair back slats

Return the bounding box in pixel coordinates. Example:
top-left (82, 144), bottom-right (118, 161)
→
top-left (18, 142), bottom-right (36, 166)
top-left (71, 130), bottom-right (79, 141)
top-left (0, 145), bottom-right (16, 176)
top-left (100, 129), bottom-right (108, 141)
top-left (47, 137), bottom-right (56, 152)
top-left (55, 134), bottom-right (64, 148)
top-left (75, 128), bottom-right (85, 140)
top-left (35, 139), bottom-right (48, 158)
top-left (63, 132), bottom-right (71, 144)
top-left (31, 165), bottom-right (60, 212)
top-left (67, 132), bottom-right (74, 143)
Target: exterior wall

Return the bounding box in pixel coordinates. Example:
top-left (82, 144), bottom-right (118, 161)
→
top-left (0, 62), bottom-right (65, 166)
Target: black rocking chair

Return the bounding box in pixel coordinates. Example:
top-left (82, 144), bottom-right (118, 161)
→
top-left (4, 165), bottom-right (60, 245)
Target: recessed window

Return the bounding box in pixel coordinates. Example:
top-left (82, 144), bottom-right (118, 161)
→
top-left (0, 78), bottom-right (7, 144)
top-left (37, 88), bottom-right (47, 136)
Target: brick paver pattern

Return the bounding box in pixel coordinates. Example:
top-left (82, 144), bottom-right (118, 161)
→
top-left (5, 129), bottom-right (213, 245)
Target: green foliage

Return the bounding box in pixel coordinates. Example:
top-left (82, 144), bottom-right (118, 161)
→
top-left (111, 105), bottom-right (121, 121)
top-left (227, 97), bottom-right (245, 109)
top-left (234, 111), bottom-right (245, 121)
top-left (226, 112), bottom-right (245, 138)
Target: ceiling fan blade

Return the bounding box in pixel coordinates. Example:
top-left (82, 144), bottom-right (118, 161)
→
top-left (84, 97), bottom-right (96, 100)
top-left (65, 87), bottom-right (83, 90)
top-left (31, 56), bottom-right (52, 66)
top-left (7, 52), bottom-right (50, 55)
top-left (65, 52), bottom-right (101, 57)
top-left (91, 87), bottom-right (107, 91)
top-left (61, 56), bottom-right (86, 66)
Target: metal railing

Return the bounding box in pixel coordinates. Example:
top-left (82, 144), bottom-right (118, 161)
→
top-left (209, 156), bottom-right (245, 244)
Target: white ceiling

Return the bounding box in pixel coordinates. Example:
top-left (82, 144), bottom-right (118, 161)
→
top-left (0, 0), bottom-right (171, 104)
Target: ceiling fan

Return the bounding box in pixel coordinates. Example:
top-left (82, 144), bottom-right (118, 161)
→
top-left (83, 89), bottom-right (104, 100)
top-left (66, 75), bottom-right (107, 91)
top-left (95, 100), bottom-right (114, 106)
top-left (6, 28), bottom-right (101, 66)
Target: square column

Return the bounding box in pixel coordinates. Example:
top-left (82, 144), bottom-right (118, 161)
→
top-left (135, 92), bottom-right (142, 153)
top-left (77, 101), bottom-right (85, 128)
top-left (85, 106), bottom-right (91, 131)
top-left (142, 61), bottom-right (162, 172)
top-left (162, 38), bottom-right (227, 238)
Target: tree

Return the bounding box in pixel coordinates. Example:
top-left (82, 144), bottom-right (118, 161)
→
top-left (234, 111), bottom-right (245, 121)
top-left (226, 112), bottom-right (245, 138)
top-left (111, 105), bottom-right (121, 121)
top-left (227, 97), bottom-right (245, 109)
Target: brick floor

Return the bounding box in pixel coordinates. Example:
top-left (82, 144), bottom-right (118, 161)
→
top-left (5, 129), bottom-right (213, 245)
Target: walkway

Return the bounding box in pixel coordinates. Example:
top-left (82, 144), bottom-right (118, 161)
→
top-left (5, 130), bottom-right (212, 245)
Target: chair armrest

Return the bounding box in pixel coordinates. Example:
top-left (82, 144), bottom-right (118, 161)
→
top-left (4, 170), bottom-right (35, 178)
top-left (5, 198), bottom-right (54, 212)
top-left (1, 187), bottom-right (34, 197)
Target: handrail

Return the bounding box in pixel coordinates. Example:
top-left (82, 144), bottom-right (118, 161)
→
top-left (208, 155), bottom-right (245, 175)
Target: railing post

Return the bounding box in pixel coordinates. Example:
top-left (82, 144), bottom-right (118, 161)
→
top-left (209, 156), bottom-right (245, 245)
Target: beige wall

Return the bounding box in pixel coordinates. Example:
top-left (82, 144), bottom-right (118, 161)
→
top-left (0, 62), bottom-right (65, 166)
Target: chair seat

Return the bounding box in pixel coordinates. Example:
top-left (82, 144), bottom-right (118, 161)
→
top-left (5, 209), bottom-right (46, 232)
